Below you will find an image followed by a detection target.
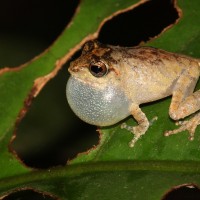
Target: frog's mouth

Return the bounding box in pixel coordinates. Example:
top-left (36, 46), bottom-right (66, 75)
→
top-left (70, 74), bottom-right (107, 90)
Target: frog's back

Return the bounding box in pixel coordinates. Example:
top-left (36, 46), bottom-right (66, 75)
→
top-left (111, 46), bottom-right (199, 71)
top-left (110, 46), bottom-right (200, 103)
top-left (110, 45), bottom-right (200, 83)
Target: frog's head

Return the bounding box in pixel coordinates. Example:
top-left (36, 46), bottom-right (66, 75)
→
top-left (66, 41), bottom-right (131, 126)
top-left (68, 40), bottom-right (120, 87)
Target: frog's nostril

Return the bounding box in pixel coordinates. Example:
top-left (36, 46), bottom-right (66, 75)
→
top-left (70, 66), bottom-right (80, 72)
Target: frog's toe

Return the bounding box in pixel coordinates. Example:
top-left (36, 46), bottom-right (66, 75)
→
top-left (121, 123), bottom-right (133, 132)
top-left (121, 123), bottom-right (127, 129)
top-left (149, 116), bottom-right (158, 126)
top-left (129, 138), bottom-right (140, 148)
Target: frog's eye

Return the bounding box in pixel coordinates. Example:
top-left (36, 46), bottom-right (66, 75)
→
top-left (89, 61), bottom-right (108, 77)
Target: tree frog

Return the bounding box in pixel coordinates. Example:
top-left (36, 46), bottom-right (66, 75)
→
top-left (66, 40), bottom-right (200, 147)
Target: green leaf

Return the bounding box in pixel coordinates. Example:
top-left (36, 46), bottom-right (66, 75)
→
top-left (1, 0), bottom-right (200, 199)
top-left (1, 162), bottom-right (200, 199)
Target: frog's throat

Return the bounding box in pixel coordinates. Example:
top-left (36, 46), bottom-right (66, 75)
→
top-left (66, 76), bottom-right (131, 126)
top-left (70, 74), bottom-right (109, 90)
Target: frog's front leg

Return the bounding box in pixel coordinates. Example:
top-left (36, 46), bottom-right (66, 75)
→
top-left (165, 65), bottom-right (200, 140)
top-left (121, 104), bottom-right (149, 147)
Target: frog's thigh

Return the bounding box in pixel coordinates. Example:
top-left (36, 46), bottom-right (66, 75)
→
top-left (169, 66), bottom-right (200, 120)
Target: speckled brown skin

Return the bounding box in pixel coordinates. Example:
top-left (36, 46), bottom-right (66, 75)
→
top-left (68, 41), bottom-right (200, 147)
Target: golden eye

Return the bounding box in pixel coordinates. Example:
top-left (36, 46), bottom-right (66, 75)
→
top-left (89, 61), bottom-right (108, 77)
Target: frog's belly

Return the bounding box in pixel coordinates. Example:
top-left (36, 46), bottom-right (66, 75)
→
top-left (125, 72), bottom-right (177, 104)
top-left (66, 76), bottom-right (131, 126)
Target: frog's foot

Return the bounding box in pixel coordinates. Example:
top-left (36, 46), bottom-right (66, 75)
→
top-left (121, 117), bottom-right (157, 147)
top-left (149, 116), bottom-right (158, 126)
top-left (121, 121), bottom-right (152, 148)
top-left (121, 123), bottom-right (145, 147)
top-left (164, 113), bottom-right (200, 140)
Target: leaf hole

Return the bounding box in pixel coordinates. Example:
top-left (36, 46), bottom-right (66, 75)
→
top-left (98, 0), bottom-right (179, 46)
top-left (1, 189), bottom-right (56, 200)
top-left (0, 0), bottom-right (80, 67)
top-left (162, 183), bottom-right (200, 200)
top-left (10, 65), bottom-right (99, 169)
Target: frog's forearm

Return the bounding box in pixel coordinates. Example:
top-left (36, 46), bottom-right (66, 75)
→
top-left (130, 104), bottom-right (149, 132)
top-left (128, 105), bottom-right (149, 147)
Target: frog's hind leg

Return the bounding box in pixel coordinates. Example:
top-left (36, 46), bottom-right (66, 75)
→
top-left (165, 64), bottom-right (200, 140)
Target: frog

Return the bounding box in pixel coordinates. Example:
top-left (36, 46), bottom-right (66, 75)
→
top-left (66, 40), bottom-right (200, 147)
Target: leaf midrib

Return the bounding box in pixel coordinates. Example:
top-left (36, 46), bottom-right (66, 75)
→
top-left (0, 160), bottom-right (200, 192)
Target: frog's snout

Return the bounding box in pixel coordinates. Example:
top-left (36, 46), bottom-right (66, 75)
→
top-left (69, 64), bottom-right (80, 73)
